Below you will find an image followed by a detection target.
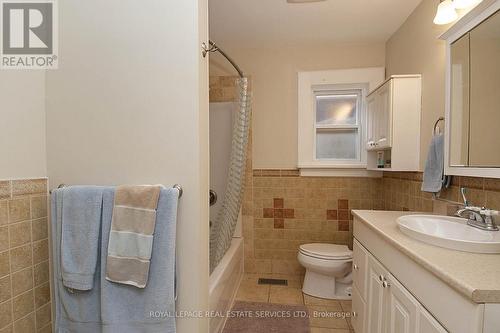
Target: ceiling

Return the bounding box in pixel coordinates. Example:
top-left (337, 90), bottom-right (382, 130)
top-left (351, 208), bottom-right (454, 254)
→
top-left (209, 0), bottom-right (423, 48)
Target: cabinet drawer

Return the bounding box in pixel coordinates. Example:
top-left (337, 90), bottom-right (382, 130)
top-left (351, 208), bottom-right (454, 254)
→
top-left (352, 284), bottom-right (366, 333)
top-left (353, 239), bottom-right (368, 300)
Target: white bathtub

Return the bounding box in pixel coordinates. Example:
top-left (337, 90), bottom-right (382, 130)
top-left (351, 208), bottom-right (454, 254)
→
top-left (209, 237), bottom-right (244, 333)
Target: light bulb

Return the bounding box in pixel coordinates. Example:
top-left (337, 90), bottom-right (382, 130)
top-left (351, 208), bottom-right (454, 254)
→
top-left (453, 0), bottom-right (483, 9)
top-left (434, 0), bottom-right (458, 25)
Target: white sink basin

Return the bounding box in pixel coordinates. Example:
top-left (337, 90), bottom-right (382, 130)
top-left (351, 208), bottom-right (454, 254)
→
top-left (397, 215), bottom-right (500, 254)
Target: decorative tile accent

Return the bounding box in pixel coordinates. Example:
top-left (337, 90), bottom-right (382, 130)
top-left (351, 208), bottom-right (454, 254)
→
top-left (338, 199), bottom-right (349, 210)
top-left (338, 221), bottom-right (350, 232)
top-left (326, 210), bottom-right (337, 220)
top-left (0, 178), bottom-right (51, 332)
top-left (338, 210), bottom-right (350, 221)
top-left (274, 198), bottom-right (284, 209)
top-left (263, 198), bottom-right (296, 230)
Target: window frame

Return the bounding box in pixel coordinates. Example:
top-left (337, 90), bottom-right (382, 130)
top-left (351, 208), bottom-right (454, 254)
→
top-left (313, 87), bottom-right (364, 163)
top-left (297, 68), bottom-right (385, 175)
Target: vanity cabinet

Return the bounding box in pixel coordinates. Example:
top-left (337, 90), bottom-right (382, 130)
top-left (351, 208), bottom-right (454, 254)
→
top-left (352, 239), bottom-right (447, 333)
top-left (365, 75), bottom-right (421, 171)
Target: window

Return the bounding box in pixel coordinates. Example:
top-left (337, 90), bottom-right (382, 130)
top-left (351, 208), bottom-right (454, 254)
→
top-left (297, 68), bottom-right (385, 175)
top-left (314, 89), bottom-right (362, 161)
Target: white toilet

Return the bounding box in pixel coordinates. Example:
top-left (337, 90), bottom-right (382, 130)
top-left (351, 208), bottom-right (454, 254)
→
top-left (297, 243), bottom-right (353, 300)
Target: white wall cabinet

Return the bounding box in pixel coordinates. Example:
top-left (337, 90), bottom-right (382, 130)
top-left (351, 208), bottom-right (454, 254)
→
top-left (365, 75), bottom-right (422, 171)
top-left (352, 239), bottom-right (447, 333)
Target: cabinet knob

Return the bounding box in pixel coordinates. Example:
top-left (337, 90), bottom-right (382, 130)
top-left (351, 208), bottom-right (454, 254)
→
top-left (379, 274), bottom-right (384, 282)
top-left (352, 311), bottom-right (357, 318)
top-left (382, 280), bottom-right (391, 288)
top-left (353, 264), bottom-right (358, 270)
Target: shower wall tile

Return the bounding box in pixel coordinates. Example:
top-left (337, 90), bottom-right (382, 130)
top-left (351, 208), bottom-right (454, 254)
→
top-left (0, 178), bottom-right (51, 333)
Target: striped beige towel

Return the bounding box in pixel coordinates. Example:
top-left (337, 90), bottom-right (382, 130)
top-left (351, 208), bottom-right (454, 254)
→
top-left (106, 185), bottom-right (162, 288)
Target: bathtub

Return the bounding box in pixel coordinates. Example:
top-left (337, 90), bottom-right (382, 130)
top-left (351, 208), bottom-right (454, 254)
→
top-left (209, 237), bottom-right (244, 333)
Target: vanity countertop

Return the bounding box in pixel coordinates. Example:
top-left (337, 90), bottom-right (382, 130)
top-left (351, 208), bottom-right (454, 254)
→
top-left (352, 210), bottom-right (500, 303)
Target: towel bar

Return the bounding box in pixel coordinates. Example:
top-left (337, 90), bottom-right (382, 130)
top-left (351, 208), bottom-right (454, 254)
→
top-left (433, 117), bottom-right (445, 135)
top-left (50, 183), bottom-right (183, 198)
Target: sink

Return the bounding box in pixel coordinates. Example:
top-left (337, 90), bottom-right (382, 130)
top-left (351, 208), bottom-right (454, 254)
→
top-left (397, 215), bottom-right (500, 254)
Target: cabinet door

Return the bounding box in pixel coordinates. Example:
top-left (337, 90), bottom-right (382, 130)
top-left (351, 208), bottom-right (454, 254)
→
top-left (366, 94), bottom-right (377, 150)
top-left (353, 239), bottom-right (368, 300)
top-left (352, 284), bottom-right (366, 333)
top-left (366, 256), bottom-right (388, 333)
top-left (385, 273), bottom-right (419, 333)
top-left (376, 82), bottom-right (392, 149)
top-left (418, 306), bottom-right (447, 333)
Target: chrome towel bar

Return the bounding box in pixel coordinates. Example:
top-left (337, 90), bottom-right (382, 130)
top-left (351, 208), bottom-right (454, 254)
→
top-left (50, 184), bottom-right (183, 198)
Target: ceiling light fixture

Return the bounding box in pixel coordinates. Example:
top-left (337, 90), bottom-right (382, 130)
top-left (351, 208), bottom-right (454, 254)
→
top-left (453, 0), bottom-right (483, 9)
top-left (433, 0), bottom-right (458, 25)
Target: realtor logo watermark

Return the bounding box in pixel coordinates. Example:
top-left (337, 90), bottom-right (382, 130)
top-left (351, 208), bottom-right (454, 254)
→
top-left (1, 0), bottom-right (57, 69)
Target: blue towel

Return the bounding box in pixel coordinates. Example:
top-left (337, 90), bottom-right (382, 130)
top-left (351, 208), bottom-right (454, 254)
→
top-left (61, 186), bottom-right (104, 290)
top-left (422, 134), bottom-right (445, 193)
top-left (51, 187), bottom-right (178, 333)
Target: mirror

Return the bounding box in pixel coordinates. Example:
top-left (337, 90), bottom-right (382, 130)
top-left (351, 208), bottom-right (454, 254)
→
top-left (450, 10), bottom-right (500, 168)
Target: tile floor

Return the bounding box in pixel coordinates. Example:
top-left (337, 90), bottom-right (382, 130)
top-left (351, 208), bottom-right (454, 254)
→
top-left (234, 273), bottom-right (354, 333)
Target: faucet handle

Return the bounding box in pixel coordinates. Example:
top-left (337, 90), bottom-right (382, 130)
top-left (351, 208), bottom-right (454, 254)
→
top-left (460, 187), bottom-right (469, 207)
top-left (480, 209), bottom-right (499, 217)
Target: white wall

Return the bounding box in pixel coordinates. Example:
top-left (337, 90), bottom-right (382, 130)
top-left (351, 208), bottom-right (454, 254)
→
top-left (210, 43), bottom-right (386, 169)
top-left (45, 1), bottom-right (209, 332)
top-left (0, 71), bottom-right (46, 179)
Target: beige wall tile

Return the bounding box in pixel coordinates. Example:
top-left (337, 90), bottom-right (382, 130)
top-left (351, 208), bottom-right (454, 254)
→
top-left (12, 290), bottom-right (34, 320)
top-left (32, 240), bottom-right (48, 265)
top-left (9, 222), bottom-right (31, 248)
top-left (37, 322), bottom-right (52, 333)
top-left (0, 325), bottom-right (13, 333)
top-left (31, 218), bottom-right (47, 242)
top-left (0, 276), bottom-right (12, 302)
top-left (35, 303), bottom-right (51, 330)
top-left (13, 312), bottom-right (35, 333)
top-left (0, 202), bottom-right (8, 226)
top-left (11, 268), bottom-right (33, 297)
top-left (0, 227), bottom-right (8, 252)
top-left (0, 182), bottom-right (10, 200)
top-left (10, 245), bottom-right (32, 273)
top-left (11, 179), bottom-right (47, 197)
top-left (34, 283), bottom-right (50, 308)
top-left (0, 300), bottom-right (12, 329)
top-left (33, 262), bottom-right (49, 287)
top-left (8, 199), bottom-right (30, 224)
top-left (0, 251), bottom-right (9, 278)
top-left (30, 196), bottom-right (47, 220)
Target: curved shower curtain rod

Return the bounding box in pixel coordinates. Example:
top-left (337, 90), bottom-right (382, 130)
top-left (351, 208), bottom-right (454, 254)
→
top-left (207, 40), bottom-right (244, 78)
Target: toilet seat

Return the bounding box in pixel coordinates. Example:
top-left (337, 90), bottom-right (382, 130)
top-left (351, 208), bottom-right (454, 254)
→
top-left (299, 243), bottom-right (352, 260)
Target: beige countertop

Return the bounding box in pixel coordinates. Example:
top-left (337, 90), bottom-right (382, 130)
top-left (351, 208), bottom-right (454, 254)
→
top-left (352, 210), bottom-right (500, 304)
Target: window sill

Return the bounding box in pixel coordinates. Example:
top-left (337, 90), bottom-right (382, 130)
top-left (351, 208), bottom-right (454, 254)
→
top-left (299, 166), bottom-right (382, 177)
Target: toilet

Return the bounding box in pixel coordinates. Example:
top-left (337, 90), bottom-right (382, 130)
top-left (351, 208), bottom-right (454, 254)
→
top-left (297, 243), bottom-right (353, 300)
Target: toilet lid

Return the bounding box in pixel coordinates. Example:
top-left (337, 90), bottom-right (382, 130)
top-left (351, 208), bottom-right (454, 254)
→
top-left (299, 243), bottom-right (352, 260)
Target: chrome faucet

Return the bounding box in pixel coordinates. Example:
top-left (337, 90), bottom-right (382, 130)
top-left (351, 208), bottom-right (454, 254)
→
top-left (455, 188), bottom-right (499, 231)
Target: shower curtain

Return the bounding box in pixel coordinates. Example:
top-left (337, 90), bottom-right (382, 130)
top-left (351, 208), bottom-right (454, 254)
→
top-left (210, 77), bottom-right (252, 273)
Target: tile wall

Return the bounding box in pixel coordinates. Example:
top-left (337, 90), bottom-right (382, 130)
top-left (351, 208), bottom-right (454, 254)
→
top-left (246, 170), bottom-right (384, 276)
top-left (382, 172), bottom-right (500, 213)
top-left (0, 179), bottom-right (51, 333)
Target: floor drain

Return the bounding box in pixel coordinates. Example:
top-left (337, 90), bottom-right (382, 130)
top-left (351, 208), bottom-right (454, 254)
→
top-left (258, 278), bottom-right (288, 286)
